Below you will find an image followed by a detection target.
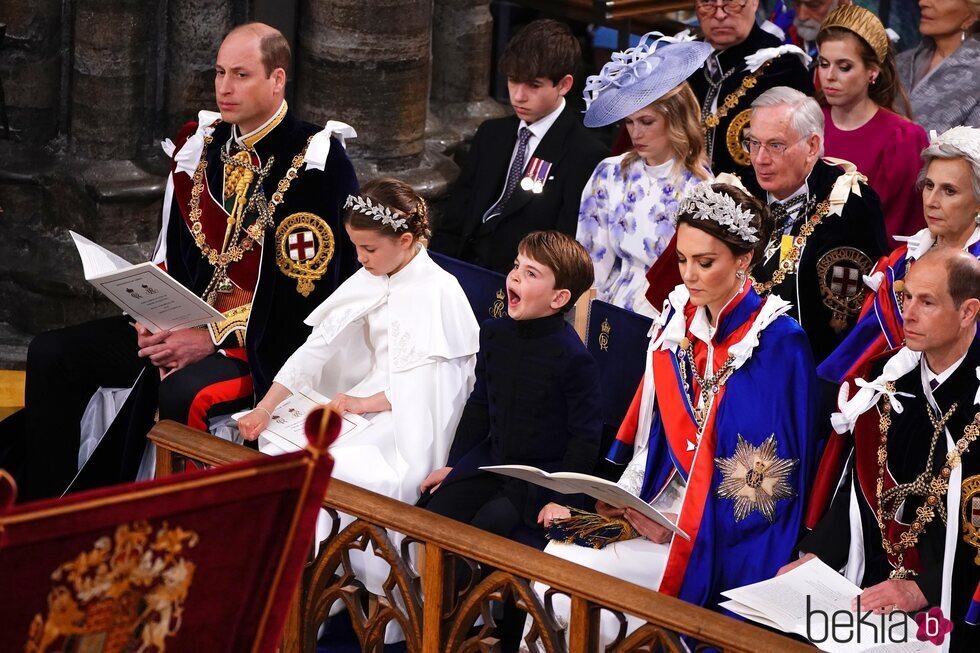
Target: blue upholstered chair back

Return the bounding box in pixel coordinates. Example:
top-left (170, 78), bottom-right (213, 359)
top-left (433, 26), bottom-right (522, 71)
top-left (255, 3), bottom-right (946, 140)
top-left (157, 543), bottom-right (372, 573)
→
top-left (429, 250), bottom-right (508, 322)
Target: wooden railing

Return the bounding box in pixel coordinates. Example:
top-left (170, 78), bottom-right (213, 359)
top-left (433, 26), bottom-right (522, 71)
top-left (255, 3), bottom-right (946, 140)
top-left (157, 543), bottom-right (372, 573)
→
top-left (150, 420), bottom-right (813, 653)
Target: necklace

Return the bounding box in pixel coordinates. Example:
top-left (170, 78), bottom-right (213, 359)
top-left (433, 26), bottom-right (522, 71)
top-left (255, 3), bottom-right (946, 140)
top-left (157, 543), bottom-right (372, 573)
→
top-left (702, 60), bottom-right (773, 131)
top-left (676, 336), bottom-right (736, 429)
top-left (187, 124), bottom-right (313, 304)
top-left (751, 200), bottom-right (831, 296)
top-left (875, 387), bottom-right (980, 579)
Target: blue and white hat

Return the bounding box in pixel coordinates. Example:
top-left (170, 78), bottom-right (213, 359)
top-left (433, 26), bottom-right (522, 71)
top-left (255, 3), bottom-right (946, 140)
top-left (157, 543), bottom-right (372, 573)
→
top-left (583, 33), bottom-right (714, 128)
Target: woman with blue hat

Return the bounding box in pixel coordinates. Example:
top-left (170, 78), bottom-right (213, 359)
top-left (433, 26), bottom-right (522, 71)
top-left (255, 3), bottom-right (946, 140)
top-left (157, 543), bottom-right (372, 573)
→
top-left (577, 34), bottom-right (714, 317)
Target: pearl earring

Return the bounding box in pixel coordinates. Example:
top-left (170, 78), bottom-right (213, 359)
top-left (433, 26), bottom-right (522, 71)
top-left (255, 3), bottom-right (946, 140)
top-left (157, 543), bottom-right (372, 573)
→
top-left (974, 211), bottom-right (980, 226)
top-left (736, 270), bottom-right (746, 281)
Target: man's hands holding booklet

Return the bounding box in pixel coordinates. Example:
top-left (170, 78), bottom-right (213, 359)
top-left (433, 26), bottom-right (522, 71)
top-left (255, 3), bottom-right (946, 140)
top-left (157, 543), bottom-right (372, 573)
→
top-left (777, 552), bottom-right (927, 614)
top-left (134, 322), bottom-right (215, 377)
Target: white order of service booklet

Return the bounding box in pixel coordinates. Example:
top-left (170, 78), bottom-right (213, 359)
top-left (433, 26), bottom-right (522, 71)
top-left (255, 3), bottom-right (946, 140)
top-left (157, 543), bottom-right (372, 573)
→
top-left (720, 558), bottom-right (936, 652)
top-left (233, 390), bottom-right (371, 450)
top-left (70, 230), bottom-right (224, 333)
top-left (479, 464), bottom-right (689, 540)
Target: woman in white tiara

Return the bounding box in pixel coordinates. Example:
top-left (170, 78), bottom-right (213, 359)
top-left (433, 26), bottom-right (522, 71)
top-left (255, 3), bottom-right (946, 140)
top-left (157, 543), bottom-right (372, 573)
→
top-left (526, 183), bottom-right (819, 647)
top-left (576, 34), bottom-right (713, 317)
top-left (238, 177), bottom-right (479, 595)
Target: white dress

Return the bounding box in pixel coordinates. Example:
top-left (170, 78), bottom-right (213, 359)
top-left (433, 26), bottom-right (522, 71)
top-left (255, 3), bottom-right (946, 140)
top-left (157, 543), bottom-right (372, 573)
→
top-left (577, 154), bottom-right (705, 317)
top-left (260, 246), bottom-right (480, 599)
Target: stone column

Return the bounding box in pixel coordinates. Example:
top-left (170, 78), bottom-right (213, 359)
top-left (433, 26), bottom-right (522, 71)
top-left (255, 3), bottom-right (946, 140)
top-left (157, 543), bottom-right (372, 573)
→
top-left (295, 0), bottom-right (457, 195)
top-left (0, 0), bottom-right (63, 144)
top-left (164, 0), bottom-right (234, 138)
top-left (429, 0), bottom-right (508, 148)
top-left (70, 0), bottom-right (150, 160)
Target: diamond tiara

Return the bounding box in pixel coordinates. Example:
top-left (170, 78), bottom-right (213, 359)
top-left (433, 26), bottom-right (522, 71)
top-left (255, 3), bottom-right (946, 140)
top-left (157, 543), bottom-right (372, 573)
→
top-left (677, 183), bottom-right (759, 243)
top-left (344, 194), bottom-right (408, 231)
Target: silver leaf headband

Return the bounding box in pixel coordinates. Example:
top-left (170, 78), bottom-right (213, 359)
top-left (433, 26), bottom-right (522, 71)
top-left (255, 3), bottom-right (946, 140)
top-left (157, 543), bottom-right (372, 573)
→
top-left (677, 183), bottom-right (759, 244)
top-left (344, 194), bottom-right (408, 231)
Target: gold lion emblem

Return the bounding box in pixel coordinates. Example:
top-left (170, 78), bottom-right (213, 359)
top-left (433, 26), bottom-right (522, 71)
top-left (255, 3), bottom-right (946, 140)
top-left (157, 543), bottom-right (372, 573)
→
top-left (25, 521), bottom-right (198, 653)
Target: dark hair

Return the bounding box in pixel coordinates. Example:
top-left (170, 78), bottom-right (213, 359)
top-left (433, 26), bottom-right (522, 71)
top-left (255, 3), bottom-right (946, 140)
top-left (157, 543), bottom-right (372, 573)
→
top-left (499, 19), bottom-right (580, 84)
top-left (816, 27), bottom-right (911, 119)
top-left (227, 22), bottom-right (291, 76)
top-left (344, 177), bottom-right (430, 242)
top-left (517, 231), bottom-right (594, 313)
top-left (674, 183), bottom-right (774, 264)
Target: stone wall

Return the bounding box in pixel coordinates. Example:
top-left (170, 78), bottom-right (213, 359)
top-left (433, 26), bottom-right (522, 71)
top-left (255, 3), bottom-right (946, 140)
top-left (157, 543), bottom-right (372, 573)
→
top-left (0, 0), bottom-right (505, 367)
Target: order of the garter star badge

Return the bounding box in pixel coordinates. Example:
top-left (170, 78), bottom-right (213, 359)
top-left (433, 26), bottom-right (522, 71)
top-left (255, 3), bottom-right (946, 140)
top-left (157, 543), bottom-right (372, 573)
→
top-left (275, 212), bottom-right (335, 297)
top-left (715, 434), bottom-right (798, 522)
top-left (817, 246), bottom-right (873, 332)
top-left (24, 521), bottom-right (198, 653)
top-left (726, 109), bottom-right (752, 167)
top-left (962, 474), bottom-right (980, 565)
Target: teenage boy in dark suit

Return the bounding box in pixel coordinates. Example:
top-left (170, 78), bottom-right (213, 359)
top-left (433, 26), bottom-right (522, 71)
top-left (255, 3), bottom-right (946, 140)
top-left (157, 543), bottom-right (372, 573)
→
top-left (430, 19), bottom-right (606, 274)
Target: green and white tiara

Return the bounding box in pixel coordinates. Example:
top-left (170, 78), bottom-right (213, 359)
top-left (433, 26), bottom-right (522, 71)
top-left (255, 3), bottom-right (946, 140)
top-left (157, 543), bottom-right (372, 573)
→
top-left (678, 183), bottom-right (758, 244)
top-left (344, 194), bottom-right (408, 231)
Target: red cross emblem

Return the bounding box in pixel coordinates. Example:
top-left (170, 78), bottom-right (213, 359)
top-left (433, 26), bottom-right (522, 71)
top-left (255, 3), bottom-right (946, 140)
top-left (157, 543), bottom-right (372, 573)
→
top-left (972, 497), bottom-right (980, 528)
top-left (288, 230), bottom-right (316, 261)
top-left (830, 264), bottom-right (861, 297)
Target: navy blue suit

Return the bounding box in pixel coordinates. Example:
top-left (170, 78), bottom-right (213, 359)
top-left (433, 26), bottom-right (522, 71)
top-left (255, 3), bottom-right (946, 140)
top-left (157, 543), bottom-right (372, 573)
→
top-left (421, 312), bottom-right (602, 545)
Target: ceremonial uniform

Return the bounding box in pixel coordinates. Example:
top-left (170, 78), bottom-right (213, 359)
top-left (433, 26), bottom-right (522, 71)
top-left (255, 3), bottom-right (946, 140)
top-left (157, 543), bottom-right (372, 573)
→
top-left (803, 343), bottom-right (980, 651)
top-left (533, 283), bottom-right (819, 646)
top-left (688, 23), bottom-right (813, 177)
top-left (429, 102), bottom-right (606, 274)
top-left (8, 102), bottom-right (358, 500)
top-left (818, 226), bottom-right (980, 386)
top-left (744, 158), bottom-right (888, 364)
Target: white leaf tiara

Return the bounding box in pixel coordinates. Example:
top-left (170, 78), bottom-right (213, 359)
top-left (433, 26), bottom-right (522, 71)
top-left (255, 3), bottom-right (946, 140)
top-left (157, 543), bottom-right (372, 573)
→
top-left (344, 194), bottom-right (408, 231)
top-left (677, 183), bottom-right (759, 243)
top-left (929, 126), bottom-right (980, 166)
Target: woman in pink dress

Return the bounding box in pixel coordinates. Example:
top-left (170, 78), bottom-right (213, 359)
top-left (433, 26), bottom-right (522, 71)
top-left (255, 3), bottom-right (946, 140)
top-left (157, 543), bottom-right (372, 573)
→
top-left (816, 5), bottom-right (929, 245)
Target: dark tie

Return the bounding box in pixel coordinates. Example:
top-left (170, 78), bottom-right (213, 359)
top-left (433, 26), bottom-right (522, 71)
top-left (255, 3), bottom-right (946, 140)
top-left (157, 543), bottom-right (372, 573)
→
top-left (769, 202), bottom-right (787, 233)
top-left (930, 378), bottom-right (940, 391)
top-left (483, 127), bottom-right (532, 223)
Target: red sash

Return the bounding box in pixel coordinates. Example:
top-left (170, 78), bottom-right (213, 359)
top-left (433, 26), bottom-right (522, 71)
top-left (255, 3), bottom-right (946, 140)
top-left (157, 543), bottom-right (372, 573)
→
top-left (657, 298), bottom-right (765, 596)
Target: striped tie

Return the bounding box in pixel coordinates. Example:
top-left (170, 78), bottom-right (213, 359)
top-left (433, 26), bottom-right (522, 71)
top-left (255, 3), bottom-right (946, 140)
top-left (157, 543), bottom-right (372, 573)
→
top-left (483, 127), bottom-right (532, 223)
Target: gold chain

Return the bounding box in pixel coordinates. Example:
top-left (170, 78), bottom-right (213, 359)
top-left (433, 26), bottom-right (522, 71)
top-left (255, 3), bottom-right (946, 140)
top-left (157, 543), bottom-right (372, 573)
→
top-left (187, 124), bottom-right (313, 304)
top-left (875, 385), bottom-right (980, 579)
top-left (703, 60), bottom-right (772, 130)
top-left (751, 201), bottom-right (832, 296)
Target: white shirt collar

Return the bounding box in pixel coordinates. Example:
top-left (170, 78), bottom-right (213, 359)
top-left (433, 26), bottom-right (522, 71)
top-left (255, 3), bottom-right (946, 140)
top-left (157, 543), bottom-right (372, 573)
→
top-left (521, 98), bottom-right (565, 140)
top-left (896, 225), bottom-right (980, 262)
top-left (766, 179), bottom-right (809, 206)
top-left (923, 349), bottom-right (969, 389)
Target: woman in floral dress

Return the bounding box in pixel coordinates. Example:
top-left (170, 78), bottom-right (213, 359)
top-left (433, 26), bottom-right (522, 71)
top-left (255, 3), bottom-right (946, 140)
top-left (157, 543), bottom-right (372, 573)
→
top-left (577, 34), bottom-right (713, 316)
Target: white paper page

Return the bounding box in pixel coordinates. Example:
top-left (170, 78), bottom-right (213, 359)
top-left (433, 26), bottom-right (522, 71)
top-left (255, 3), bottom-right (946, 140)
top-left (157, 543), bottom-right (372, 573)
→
top-left (479, 464), bottom-right (689, 540)
top-left (234, 390), bottom-right (371, 449)
top-left (70, 230), bottom-right (133, 278)
top-left (722, 559), bottom-right (933, 652)
top-left (90, 262), bottom-right (224, 333)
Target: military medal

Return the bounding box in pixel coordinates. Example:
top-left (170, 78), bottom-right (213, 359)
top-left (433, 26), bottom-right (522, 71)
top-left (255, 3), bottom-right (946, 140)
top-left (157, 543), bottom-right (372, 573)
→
top-left (521, 157), bottom-right (553, 194)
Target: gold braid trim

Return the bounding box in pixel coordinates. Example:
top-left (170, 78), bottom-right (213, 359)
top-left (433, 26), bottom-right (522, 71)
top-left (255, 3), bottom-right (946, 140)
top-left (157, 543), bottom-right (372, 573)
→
top-left (207, 303), bottom-right (251, 348)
